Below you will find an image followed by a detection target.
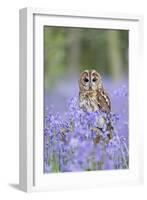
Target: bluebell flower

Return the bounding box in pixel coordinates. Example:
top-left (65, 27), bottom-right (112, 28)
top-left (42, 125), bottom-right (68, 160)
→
top-left (44, 83), bottom-right (129, 172)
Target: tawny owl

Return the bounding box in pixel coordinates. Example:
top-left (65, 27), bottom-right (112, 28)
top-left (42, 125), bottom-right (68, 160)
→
top-left (79, 69), bottom-right (113, 143)
top-left (79, 69), bottom-right (111, 113)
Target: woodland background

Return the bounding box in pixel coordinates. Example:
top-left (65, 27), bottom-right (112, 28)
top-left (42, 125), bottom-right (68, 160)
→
top-left (44, 27), bottom-right (128, 112)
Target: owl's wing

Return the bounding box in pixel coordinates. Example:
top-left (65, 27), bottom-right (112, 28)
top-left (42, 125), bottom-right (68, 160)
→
top-left (97, 88), bottom-right (111, 113)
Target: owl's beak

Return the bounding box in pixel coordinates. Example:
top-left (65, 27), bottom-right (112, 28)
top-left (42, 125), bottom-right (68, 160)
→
top-left (89, 82), bottom-right (92, 90)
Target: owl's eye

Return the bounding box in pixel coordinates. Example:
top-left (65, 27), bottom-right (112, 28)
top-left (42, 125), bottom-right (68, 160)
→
top-left (84, 78), bottom-right (89, 83)
top-left (92, 78), bottom-right (97, 82)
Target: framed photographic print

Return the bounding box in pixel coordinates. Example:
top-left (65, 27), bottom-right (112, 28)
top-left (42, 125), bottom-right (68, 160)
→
top-left (19, 8), bottom-right (144, 192)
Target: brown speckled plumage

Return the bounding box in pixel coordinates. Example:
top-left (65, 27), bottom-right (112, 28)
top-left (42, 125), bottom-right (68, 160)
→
top-left (79, 69), bottom-right (111, 113)
top-left (79, 69), bottom-right (113, 143)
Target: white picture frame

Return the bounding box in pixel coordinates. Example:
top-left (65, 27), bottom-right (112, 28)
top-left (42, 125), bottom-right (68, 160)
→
top-left (19, 7), bottom-right (144, 192)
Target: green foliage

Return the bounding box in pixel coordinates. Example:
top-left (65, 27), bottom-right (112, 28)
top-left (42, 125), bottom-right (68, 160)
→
top-left (44, 26), bottom-right (128, 90)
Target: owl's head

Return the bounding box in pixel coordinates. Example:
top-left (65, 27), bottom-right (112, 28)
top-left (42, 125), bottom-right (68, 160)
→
top-left (79, 69), bottom-right (102, 91)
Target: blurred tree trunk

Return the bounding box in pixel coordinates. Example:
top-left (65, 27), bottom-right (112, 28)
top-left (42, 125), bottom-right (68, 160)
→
top-left (67, 29), bottom-right (81, 75)
top-left (107, 31), bottom-right (123, 80)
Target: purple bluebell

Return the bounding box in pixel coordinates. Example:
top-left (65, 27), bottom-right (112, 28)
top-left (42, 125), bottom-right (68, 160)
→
top-left (44, 82), bottom-right (129, 173)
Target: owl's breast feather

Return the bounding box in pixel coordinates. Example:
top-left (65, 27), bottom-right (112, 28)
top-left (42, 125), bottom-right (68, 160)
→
top-left (79, 91), bottom-right (99, 112)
